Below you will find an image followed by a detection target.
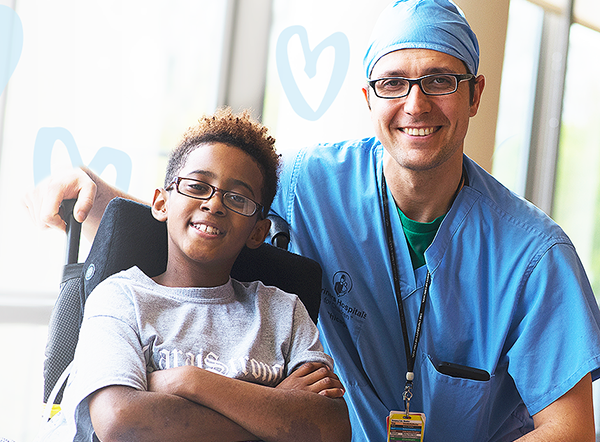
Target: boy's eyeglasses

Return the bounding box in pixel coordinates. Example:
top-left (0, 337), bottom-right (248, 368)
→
top-left (367, 73), bottom-right (474, 99)
top-left (167, 177), bottom-right (263, 217)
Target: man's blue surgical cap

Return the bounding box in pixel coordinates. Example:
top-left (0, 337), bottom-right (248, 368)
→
top-left (363, 0), bottom-right (480, 78)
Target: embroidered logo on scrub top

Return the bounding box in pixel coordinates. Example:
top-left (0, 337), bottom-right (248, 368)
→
top-left (322, 271), bottom-right (367, 336)
top-left (333, 271), bottom-right (353, 297)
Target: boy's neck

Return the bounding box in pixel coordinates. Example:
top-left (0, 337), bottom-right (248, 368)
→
top-left (153, 261), bottom-right (232, 288)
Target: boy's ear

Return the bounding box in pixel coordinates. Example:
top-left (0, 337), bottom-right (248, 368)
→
top-left (151, 188), bottom-right (169, 222)
top-left (245, 218), bottom-right (271, 249)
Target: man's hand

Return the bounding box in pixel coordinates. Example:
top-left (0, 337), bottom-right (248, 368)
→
top-left (24, 166), bottom-right (146, 241)
top-left (24, 167), bottom-right (98, 232)
top-left (276, 362), bottom-right (346, 398)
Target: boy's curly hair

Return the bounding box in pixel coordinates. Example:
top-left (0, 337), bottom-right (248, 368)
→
top-left (165, 107), bottom-right (280, 216)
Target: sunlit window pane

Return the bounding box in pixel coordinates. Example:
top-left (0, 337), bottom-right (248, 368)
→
top-left (0, 2), bottom-right (226, 440)
top-left (492, 0), bottom-right (544, 195)
top-left (0, 0), bottom-right (225, 296)
top-left (553, 23), bottom-right (600, 299)
top-left (0, 324), bottom-right (48, 442)
top-left (262, 0), bottom-right (389, 156)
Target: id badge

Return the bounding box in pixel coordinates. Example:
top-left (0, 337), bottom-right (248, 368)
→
top-left (387, 411), bottom-right (426, 442)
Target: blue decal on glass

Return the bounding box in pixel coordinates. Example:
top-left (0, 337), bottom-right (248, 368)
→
top-left (0, 5), bottom-right (23, 96)
top-left (87, 146), bottom-right (132, 191)
top-left (33, 127), bottom-right (132, 191)
top-left (276, 25), bottom-right (349, 121)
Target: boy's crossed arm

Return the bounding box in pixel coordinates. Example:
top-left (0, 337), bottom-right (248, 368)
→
top-left (89, 362), bottom-right (351, 442)
top-left (89, 384), bottom-right (257, 442)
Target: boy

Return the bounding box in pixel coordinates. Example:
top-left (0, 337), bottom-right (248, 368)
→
top-left (39, 108), bottom-right (351, 442)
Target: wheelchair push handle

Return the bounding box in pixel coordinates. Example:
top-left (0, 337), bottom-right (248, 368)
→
top-left (59, 199), bottom-right (82, 265)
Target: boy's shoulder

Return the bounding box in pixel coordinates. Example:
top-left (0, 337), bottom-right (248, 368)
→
top-left (232, 278), bottom-right (299, 303)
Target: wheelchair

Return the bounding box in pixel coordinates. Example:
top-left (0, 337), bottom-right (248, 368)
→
top-left (41, 197), bottom-right (322, 420)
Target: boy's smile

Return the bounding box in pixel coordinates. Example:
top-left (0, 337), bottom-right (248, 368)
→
top-left (152, 142), bottom-right (270, 287)
top-left (191, 222), bottom-right (223, 236)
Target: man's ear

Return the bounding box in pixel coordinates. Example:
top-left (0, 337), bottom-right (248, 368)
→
top-left (469, 74), bottom-right (486, 117)
top-left (245, 218), bottom-right (271, 249)
top-left (151, 188), bottom-right (168, 222)
top-left (362, 86), bottom-right (371, 111)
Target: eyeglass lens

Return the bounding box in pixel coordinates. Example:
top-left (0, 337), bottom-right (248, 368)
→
top-left (374, 74), bottom-right (459, 98)
top-left (177, 178), bottom-right (258, 216)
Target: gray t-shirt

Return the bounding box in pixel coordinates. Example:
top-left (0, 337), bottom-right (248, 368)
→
top-left (41, 266), bottom-right (332, 442)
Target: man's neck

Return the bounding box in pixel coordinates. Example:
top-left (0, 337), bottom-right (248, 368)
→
top-left (383, 155), bottom-right (464, 223)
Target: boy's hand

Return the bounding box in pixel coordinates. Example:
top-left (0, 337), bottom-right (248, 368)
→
top-left (276, 362), bottom-right (346, 398)
top-left (147, 366), bottom-right (193, 396)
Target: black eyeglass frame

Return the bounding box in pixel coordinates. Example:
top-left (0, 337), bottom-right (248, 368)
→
top-left (367, 73), bottom-right (475, 99)
top-left (167, 176), bottom-right (264, 218)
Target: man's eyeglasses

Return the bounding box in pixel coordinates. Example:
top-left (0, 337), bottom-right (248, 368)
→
top-left (167, 177), bottom-right (263, 217)
top-left (367, 73), bottom-right (474, 99)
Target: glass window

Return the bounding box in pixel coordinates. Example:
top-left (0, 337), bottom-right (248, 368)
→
top-left (492, 0), bottom-right (544, 195)
top-left (0, 323), bottom-right (48, 442)
top-left (262, 0), bottom-right (392, 156)
top-left (1, 0), bottom-right (225, 296)
top-left (552, 23), bottom-right (600, 299)
top-left (0, 1), bottom-right (226, 440)
top-left (494, 1), bottom-right (600, 300)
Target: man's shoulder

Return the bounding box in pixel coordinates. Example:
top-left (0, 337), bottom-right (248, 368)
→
top-left (463, 156), bottom-right (568, 243)
top-left (303, 136), bottom-right (381, 159)
top-left (286, 136), bottom-right (382, 177)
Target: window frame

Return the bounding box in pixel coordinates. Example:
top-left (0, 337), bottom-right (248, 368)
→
top-left (525, 0), bottom-right (574, 214)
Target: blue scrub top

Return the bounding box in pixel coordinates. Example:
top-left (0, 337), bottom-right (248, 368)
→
top-left (270, 137), bottom-right (600, 441)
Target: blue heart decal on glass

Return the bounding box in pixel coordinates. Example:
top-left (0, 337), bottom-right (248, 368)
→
top-left (33, 127), bottom-right (132, 191)
top-left (0, 5), bottom-right (23, 96)
top-left (276, 25), bottom-right (349, 121)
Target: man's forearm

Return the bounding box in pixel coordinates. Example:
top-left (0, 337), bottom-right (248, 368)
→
top-left (515, 373), bottom-right (595, 442)
top-left (89, 385), bottom-right (259, 442)
top-left (515, 419), bottom-right (595, 442)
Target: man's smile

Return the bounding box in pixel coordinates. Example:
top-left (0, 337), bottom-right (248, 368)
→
top-left (400, 127), bottom-right (439, 136)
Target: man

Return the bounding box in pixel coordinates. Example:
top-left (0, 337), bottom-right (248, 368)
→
top-left (26, 1), bottom-right (600, 440)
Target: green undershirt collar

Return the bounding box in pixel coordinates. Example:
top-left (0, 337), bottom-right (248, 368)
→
top-left (397, 208), bottom-right (445, 270)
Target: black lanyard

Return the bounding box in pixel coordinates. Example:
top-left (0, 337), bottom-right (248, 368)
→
top-left (381, 176), bottom-right (430, 414)
top-left (381, 168), bottom-right (466, 414)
